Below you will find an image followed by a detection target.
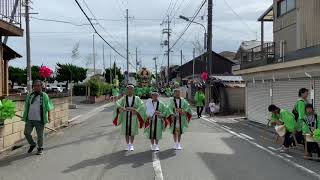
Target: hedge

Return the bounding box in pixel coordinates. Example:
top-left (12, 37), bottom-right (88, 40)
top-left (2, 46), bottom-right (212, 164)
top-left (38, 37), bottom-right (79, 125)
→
top-left (86, 79), bottom-right (112, 97)
top-left (73, 84), bottom-right (86, 96)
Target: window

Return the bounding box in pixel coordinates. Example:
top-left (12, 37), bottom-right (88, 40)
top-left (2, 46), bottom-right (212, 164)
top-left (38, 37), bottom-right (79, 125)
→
top-left (277, 0), bottom-right (296, 17)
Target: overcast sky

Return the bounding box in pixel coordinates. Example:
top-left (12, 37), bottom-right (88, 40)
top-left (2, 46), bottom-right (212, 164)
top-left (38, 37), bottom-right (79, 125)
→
top-left (8, 0), bottom-right (273, 72)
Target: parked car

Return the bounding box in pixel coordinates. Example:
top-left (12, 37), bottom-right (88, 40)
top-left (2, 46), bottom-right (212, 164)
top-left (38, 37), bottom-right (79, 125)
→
top-left (13, 86), bottom-right (27, 94)
top-left (51, 86), bottom-right (63, 93)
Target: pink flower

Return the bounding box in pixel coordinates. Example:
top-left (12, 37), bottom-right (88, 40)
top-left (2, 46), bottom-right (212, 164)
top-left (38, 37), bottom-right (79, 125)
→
top-left (201, 72), bottom-right (208, 81)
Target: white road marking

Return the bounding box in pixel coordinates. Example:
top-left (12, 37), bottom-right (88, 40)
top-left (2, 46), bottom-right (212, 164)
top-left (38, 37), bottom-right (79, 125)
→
top-left (152, 152), bottom-right (164, 180)
top-left (221, 125), bottom-right (232, 130)
top-left (284, 154), bottom-right (294, 158)
top-left (201, 117), bottom-right (217, 123)
top-left (201, 117), bottom-right (320, 179)
top-left (267, 146), bottom-right (278, 151)
top-left (68, 115), bottom-right (82, 122)
top-left (239, 133), bottom-right (255, 140)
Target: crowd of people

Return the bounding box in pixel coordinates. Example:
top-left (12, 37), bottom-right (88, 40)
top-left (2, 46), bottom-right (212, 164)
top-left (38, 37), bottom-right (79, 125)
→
top-left (112, 84), bottom-right (192, 152)
top-left (268, 88), bottom-right (320, 159)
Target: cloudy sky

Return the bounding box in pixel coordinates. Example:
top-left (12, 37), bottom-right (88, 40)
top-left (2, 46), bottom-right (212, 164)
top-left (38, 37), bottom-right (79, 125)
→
top-left (8, 0), bottom-right (273, 72)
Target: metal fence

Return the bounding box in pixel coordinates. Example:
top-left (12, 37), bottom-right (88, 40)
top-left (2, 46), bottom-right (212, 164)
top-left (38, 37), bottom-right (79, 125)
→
top-left (0, 0), bottom-right (22, 28)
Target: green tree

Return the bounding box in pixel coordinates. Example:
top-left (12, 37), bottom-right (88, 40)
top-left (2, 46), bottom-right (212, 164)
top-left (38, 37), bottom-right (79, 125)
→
top-left (9, 66), bottom-right (26, 87)
top-left (104, 62), bottom-right (124, 83)
top-left (56, 63), bottom-right (87, 83)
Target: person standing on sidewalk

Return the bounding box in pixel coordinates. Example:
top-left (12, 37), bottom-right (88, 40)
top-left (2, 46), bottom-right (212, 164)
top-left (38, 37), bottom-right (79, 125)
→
top-left (302, 104), bottom-right (320, 159)
top-left (113, 84), bottom-right (145, 151)
top-left (23, 80), bottom-right (54, 155)
top-left (167, 89), bottom-right (192, 150)
top-left (194, 87), bottom-right (205, 118)
top-left (268, 105), bottom-right (296, 153)
top-left (145, 91), bottom-right (168, 151)
top-left (293, 88), bottom-right (309, 144)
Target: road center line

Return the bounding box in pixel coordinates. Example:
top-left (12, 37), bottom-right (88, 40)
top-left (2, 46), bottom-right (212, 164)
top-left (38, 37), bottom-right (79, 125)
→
top-left (200, 117), bottom-right (320, 179)
top-left (152, 152), bottom-right (164, 180)
top-left (239, 133), bottom-right (255, 140)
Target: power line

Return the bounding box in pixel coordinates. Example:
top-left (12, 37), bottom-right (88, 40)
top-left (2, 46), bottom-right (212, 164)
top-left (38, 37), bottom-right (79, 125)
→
top-left (31, 17), bottom-right (94, 26)
top-left (221, 0), bottom-right (257, 35)
top-left (170, 0), bottom-right (207, 50)
top-left (74, 0), bottom-right (126, 60)
top-left (82, 0), bottom-right (127, 52)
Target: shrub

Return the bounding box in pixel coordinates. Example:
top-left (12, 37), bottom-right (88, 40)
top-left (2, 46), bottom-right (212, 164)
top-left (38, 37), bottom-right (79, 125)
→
top-left (86, 79), bottom-right (112, 97)
top-left (73, 84), bottom-right (86, 96)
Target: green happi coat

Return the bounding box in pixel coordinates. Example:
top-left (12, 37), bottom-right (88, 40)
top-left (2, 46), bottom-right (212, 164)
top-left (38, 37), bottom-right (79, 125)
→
top-left (22, 92), bottom-right (54, 124)
top-left (302, 113), bottom-right (320, 135)
top-left (271, 109), bottom-right (296, 133)
top-left (166, 97), bottom-right (192, 134)
top-left (144, 100), bottom-right (168, 140)
top-left (194, 91), bottom-right (205, 107)
top-left (294, 98), bottom-right (307, 131)
top-left (113, 95), bottom-right (145, 136)
top-left (112, 88), bottom-right (120, 97)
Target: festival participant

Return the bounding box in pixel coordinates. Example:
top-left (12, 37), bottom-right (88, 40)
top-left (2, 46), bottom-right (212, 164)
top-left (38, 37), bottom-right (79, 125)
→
top-left (113, 84), bottom-right (145, 151)
top-left (167, 89), bottom-right (192, 150)
top-left (268, 104), bottom-right (296, 153)
top-left (293, 88), bottom-right (309, 144)
top-left (145, 91), bottom-right (168, 151)
top-left (111, 85), bottom-right (120, 101)
top-left (302, 104), bottom-right (320, 158)
top-left (23, 80), bottom-right (54, 155)
top-left (194, 87), bottom-right (205, 118)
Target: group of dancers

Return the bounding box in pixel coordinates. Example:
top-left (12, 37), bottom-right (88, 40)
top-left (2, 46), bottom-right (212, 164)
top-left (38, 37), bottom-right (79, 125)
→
top-left (112, 84), bottom-right (192, 151)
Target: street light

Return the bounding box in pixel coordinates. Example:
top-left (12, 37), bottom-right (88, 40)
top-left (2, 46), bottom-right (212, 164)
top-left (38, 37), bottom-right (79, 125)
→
top-left (179, 15), bottom-right (207, 51)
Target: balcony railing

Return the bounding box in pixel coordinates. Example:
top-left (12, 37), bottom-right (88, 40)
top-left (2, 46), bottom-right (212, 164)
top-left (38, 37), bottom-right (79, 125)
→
top-left (0, 0), bottom-right (22, 28)
top-left (240, 42), bottom-right (275, 69)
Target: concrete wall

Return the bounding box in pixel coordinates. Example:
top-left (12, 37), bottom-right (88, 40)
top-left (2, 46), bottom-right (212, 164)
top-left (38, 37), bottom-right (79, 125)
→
top-left (219, 87), bottom-right (246, 114)
top-left (0, 95), bottom-right (69, 152)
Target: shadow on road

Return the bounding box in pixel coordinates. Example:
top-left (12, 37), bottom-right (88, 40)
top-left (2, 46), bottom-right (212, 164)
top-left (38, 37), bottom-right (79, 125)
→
top-left (62, 149), bottom-right (176, 173)
top-left (0, 153), bottom-right (31, 167)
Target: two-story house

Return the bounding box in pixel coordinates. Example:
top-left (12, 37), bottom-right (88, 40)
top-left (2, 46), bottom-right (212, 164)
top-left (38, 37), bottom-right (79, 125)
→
top-left (0, 0), bottom-right (23, 97)
top-left (234, 0), bottom-right (320, 124)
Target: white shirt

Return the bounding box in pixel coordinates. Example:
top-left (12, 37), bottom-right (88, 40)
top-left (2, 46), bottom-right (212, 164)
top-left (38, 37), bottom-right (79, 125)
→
top-left (209, 102), bottom-right (216, 112)
top-left (146, 99), bottom-right (158, 118)
top-left (175, 98), bottom-right (180, 108)
top-left (127, 96), bottom-right (133, 107)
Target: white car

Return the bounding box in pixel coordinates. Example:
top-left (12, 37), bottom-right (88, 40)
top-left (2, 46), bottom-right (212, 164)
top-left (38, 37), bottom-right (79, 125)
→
top-left (50, 86), bottom-right (63, 93)
top-left (13, 86), bottom-right (28, 94)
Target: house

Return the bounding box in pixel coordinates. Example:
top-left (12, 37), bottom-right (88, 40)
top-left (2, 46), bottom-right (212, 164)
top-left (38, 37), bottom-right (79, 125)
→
top-left (234, 0), bottom-right (320, 124)
top-left (178, 50), bottom-right (235, 81)
top-left (0, 0), bottom-right (23, 97)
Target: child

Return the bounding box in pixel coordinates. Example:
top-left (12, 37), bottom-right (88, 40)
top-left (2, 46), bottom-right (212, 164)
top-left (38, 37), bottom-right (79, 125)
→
top-left (209, 99), bottom-right (216, 117)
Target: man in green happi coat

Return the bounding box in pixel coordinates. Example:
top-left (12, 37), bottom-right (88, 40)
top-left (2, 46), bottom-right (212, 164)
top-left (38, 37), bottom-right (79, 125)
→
top-left (194, 87), bottom-right (205, 118)
top-left (167, 89), bottom-right (192, 150)
top-left (145, 91), bottom-right (168, 151)
top-left (113, 84), bottom-right (145, 151)
top-left (23, 80), bottom-right (54, 155)
top-left (269, 104), bottom-right (296, 153)
top-left (293, 88), bottom-right (309, 144)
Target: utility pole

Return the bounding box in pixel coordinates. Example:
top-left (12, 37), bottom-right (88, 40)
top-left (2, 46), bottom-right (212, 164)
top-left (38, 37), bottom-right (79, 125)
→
top-left (25, 0), bottom-right (32, 92)
top-left (193, 48), bottom-right (195, 81)
top-left (109, 51), bottom-right (112, 84)
top-left (180, 50), bottom-right (183, 66)
top-left (208, 0), bottom-right (213, 75)
top-left (126, 9), bottom-right (129, 83)
top-left (136, 47), bottom-right (138, 72)
top-left (167, 15), bottom-right (170, 84)
top-left (93, 34), bottom-right (96, 75)
top-left (102, 44), bottom-right (105, 70)
top-left (153, 57), bottom-right (158, 86)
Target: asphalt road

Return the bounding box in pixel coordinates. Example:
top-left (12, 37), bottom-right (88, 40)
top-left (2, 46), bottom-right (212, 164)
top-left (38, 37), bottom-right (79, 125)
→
top-left (0, 100), bottom-right (319, 180)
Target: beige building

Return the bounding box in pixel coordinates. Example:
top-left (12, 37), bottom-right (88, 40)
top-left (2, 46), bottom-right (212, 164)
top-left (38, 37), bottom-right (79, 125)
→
top-left (234, 0), bottom-right (320, 124)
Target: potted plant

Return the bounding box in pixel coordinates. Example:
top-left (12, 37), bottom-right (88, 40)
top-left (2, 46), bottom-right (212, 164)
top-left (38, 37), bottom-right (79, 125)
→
top-left (0, 99), bottom-right (16, 127)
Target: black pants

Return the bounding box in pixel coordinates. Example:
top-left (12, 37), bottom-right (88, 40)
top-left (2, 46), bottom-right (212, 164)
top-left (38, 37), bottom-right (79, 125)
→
top-left (197, 106), bottom-right (204, 117)
top-left (283, 131), bottom-right (293, 148)
top-left (295, 131), bottom-right (304, 145)
top-left (306, 142), bottom-right (320, 155)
